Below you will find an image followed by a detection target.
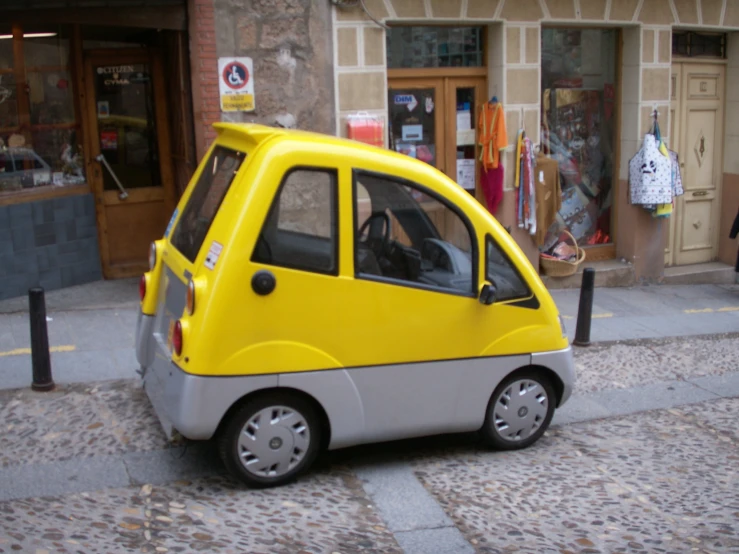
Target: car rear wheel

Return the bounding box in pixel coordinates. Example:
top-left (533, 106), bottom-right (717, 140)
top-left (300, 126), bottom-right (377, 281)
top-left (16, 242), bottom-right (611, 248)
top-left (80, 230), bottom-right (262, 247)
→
top-left (481, 370), bottom-right (555, 450)
top-left (218, 392), bottom-right (321, 488)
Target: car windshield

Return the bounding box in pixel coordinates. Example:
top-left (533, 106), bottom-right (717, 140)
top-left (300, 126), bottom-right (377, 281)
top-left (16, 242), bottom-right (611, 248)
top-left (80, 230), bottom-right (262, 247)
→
top-left (170, 146), bottom-right (245, 262)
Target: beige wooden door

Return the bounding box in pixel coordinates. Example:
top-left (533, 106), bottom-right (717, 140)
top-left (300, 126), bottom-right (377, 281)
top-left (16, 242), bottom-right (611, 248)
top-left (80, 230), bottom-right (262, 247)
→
top-left (667, 62), bottom-right (725, 266)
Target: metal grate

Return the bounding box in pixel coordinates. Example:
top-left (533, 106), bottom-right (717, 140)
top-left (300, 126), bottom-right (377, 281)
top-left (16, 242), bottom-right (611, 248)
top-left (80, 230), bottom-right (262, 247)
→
top-left (672, 31), bottom-right (726, 58)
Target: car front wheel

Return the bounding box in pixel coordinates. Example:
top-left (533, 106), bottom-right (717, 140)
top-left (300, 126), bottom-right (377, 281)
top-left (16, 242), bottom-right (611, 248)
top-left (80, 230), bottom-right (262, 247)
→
top-left (218, 392), bottom-right (321, 488)
top-left (481, 371), bottom-right (556, 450)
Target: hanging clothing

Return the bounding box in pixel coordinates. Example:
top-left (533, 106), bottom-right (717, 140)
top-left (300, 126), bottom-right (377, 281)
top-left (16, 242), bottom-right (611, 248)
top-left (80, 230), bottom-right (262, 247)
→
top-left (628, 133), bottom-right (672, 205)
top-left (533, 153), bottom-right (562, 247)
top-left (480, 164), bottom-right (504, 215)
top-left (478, 101), bottom-right (507, 170)
top-left (515, 131), bottom-right (536, 235)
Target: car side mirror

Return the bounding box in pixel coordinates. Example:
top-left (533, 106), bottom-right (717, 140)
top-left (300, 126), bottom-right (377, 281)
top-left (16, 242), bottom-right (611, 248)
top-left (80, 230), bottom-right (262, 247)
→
top-left (479, 282), bottom-right (497, 305)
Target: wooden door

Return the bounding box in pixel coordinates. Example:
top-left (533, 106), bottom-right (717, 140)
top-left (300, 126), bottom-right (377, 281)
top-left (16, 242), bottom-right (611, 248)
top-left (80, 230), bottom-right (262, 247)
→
top-left (443, 77), bottom-right (486, 198)
top-left (388, 78), bottom-right (446, 173)
top-left (84, 49), bottom-right (175, 279)
top-left (667, 62), bottom-right (725, 266)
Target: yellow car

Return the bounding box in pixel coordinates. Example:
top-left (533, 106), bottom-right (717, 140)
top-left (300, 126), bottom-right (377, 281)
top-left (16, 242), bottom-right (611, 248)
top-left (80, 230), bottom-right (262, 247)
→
top-left (136, 123), bottom-right (575, 488)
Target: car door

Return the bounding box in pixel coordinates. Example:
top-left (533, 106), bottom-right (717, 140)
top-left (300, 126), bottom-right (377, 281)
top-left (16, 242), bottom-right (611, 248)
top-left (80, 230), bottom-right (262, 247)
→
top-left (344, 169), bottom-right (535, 442)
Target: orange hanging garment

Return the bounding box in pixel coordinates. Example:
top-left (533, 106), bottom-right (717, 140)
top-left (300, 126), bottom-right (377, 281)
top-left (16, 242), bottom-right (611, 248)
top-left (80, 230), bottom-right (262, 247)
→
top-left (478, 101), bottom-right (508, 170)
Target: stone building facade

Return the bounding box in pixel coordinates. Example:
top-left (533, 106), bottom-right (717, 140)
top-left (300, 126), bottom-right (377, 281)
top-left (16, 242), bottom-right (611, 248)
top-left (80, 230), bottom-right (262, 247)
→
top-left (331, 0), bottom-right (739, 283)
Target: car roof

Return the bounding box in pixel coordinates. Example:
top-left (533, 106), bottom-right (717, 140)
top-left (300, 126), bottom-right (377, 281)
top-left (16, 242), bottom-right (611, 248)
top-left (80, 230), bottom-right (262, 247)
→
top-left (212, 122), bottom-right (434, 171)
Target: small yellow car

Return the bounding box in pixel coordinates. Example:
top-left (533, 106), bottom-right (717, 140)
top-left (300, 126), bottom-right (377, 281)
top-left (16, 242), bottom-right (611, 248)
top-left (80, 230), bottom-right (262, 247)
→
top-left (136, 123), bottom-right (575, 488)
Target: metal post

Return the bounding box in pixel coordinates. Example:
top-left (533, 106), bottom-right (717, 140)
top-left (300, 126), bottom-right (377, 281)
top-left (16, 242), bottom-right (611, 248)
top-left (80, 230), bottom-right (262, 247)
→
top-left (28, 287), bottom-right (55, 391)
top-left (573, 268), bottom-right (596, 347)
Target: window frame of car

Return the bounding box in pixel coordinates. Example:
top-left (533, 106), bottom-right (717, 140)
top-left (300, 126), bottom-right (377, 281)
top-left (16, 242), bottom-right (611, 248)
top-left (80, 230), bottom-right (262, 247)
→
top-left (251, 165), bottom-right (340, 277)
top-left (352, 168), bottom-right (479, 299)
top-left (484, 233), bottom-right (538, 307)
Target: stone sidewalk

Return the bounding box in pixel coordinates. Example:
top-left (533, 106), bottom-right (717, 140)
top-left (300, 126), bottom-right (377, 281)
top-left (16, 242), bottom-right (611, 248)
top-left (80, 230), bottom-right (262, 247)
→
top-left (0, 335), bottom-right (738, 553)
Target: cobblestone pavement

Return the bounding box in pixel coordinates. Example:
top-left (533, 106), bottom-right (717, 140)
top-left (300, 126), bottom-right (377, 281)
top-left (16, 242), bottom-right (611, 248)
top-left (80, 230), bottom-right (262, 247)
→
top-left (0, 335), bottom-right (738, 553)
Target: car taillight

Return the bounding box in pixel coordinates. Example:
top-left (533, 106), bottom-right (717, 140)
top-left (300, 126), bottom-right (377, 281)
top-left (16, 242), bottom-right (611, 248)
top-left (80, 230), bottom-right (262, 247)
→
top-left (148, 242), bottom-right (157, 270)
top-left (139, 275), bottom-right (146, 302)
top-left (172, 320), bottom-right (183, 356)
top-left (186, 279), bottom-right (195, 316)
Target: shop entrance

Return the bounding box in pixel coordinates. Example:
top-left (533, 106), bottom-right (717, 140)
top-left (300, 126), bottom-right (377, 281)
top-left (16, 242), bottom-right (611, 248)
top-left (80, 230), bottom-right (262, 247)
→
top-left (388, 76), bottom-right (486, 193)
top-left (666, 62), bottom-right (725, 266)
top-left (85, 49), bottom-right (175, 279)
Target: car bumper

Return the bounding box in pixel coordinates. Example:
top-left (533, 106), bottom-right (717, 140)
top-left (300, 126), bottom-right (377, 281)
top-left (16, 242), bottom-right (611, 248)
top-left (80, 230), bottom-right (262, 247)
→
top-left (137, 312), bottom-right (278, 440)
top-left (531, 346), bottom-right (575, 407)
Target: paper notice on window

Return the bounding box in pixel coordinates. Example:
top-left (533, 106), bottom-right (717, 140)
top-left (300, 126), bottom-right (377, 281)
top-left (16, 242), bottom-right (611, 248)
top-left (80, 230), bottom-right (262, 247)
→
top-left (401, 124), bottom-right (423, 141)
top-left (456, 110), bottom-right (471, 131)
top-left (456, 159), bottom-right (475, 190)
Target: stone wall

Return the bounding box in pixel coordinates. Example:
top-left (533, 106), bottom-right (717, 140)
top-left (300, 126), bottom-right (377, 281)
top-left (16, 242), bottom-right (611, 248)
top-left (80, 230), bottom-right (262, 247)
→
top-left (0, 194), bottom-right (102, 300)
top-left (213, 0), bottom-right (335, 135)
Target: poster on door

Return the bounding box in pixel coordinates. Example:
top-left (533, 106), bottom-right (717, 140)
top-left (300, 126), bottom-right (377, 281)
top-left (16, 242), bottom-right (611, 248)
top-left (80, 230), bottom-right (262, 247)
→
top-left (218, 57), bottom-right (255, 112)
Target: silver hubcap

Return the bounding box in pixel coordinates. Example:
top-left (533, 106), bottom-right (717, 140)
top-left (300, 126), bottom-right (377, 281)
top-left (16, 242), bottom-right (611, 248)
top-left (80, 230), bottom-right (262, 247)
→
top-left (237, 405), bottom-right (310, 478)
top-left (493, 379), bottom-right (548, 442)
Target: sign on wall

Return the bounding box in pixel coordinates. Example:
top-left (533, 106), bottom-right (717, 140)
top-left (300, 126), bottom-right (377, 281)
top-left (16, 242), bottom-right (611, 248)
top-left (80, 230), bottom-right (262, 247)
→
top-left (218, 57), bottom-right (255, 112)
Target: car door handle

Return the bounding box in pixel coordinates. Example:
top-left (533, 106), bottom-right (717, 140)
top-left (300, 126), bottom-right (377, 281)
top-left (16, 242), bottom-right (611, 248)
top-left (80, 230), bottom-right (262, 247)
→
top-left (252, 270), bottom-right (276, 295)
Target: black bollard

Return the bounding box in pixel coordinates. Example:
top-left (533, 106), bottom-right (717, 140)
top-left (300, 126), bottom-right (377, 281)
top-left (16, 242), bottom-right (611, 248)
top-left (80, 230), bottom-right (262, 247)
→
top-left (29, 287), bottom-right (55, 391)
top-left (573, 268), bottom-right (596, 347)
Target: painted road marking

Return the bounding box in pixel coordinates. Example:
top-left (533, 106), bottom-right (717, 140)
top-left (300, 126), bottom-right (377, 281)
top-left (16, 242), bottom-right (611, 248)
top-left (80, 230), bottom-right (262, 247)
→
top-left (562, 313), bottom-right (612, 320)
top-left (0, 345), bottom-right (76, 357)
top-left (684, 307), bottom-right (739, 314)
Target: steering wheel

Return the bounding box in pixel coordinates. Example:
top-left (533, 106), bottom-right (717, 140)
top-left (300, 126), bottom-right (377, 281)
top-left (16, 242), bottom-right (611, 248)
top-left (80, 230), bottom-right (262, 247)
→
top-left (358, 212), bottom-right (392, 256)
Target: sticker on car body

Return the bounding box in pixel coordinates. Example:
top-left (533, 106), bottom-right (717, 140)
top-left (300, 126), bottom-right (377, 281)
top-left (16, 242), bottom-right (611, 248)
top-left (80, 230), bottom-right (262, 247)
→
top-left (204, 241), bottom-right (223, 270)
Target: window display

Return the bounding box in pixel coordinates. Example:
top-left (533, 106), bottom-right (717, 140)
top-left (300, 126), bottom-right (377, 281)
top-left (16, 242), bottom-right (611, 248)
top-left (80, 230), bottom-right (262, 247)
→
top-left (0, 25), bottom-right (84, 197)
top-left (540, 28), bottom-right (617, 250)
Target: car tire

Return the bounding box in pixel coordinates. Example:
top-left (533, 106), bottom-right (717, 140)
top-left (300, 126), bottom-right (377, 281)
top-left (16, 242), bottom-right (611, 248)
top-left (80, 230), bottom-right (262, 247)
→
top-left (480, 370), bottom-right (556, 450)
top-left (218, 392), bottom-right (322, 488)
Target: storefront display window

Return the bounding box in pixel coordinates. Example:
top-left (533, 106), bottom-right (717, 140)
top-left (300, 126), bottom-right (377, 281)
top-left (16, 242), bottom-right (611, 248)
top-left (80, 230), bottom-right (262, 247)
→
top-left (540, 28), bottom-right (617, 250)
top-left (387, 26), bottom-right (483, 69)
top-left (0, 25), bottom-right (85, 197)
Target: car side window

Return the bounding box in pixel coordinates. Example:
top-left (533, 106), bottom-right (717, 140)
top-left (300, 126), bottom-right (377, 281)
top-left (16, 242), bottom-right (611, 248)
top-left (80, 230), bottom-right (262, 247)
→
top-left (485, 236), bottom-right (530, 301)
top-left (354, 171), bottom-right (475, 295)
top-left (253, 168), bottom-right (338, 275)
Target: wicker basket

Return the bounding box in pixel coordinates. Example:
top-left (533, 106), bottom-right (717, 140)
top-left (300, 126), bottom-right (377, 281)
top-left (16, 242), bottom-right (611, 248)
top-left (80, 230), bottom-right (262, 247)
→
top-left (539, 230), bottom-right (586, 277)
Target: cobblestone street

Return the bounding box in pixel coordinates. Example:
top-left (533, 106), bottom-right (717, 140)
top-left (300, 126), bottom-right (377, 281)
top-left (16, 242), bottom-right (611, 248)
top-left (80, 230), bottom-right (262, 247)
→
top-left (1, 334), bottom-right (737, 553)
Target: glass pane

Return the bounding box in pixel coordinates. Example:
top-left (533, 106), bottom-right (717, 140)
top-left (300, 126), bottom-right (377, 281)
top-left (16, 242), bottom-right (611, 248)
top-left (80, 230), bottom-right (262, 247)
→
top-left (0, 72), bottom-right (18, 130)
top-left (486, 237), bottom-right (529, 301)
top-left (27, 70), bottom-right (75, 125)
top-left (93, 62), bottom-right (161, 191)
top-left (388, 88), bottom-right (437, 168)
top-left (455, 87), bottom-right (476, 192)
top-left (171, 146), bottom-right (245, 263)
top-left (541, 28), bottom-right (617, 249)
top-left (0, 26), bottom-right (17, 131)
top-left (253, 170), bottom-right (338, 274)
top-left (354, 172), bottom-right (473, 294)
top-left (387, 26), bottom-right (483, 69)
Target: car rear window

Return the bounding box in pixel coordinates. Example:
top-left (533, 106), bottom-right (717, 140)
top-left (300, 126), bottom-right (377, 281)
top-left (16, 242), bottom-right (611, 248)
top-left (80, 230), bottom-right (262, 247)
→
top-left (170, 146), bottom-right (245, 262)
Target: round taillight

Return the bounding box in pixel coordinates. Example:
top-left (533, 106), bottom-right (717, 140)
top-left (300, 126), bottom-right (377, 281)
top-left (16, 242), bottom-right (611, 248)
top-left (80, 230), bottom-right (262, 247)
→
top-left (186, 280), bottom-right (195, 316)
top-left (172, 320), bottom-right (183, 356)
top-left (139, 275), bottom-right (146, 302)
top-left (148, 242), bottom-right (157, 270)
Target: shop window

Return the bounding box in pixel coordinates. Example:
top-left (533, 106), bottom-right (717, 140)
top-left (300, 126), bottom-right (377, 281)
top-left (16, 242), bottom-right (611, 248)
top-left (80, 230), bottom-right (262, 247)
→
top-left (540, 28), bottom-right (618, 250)
top-left (387, 26), bottom-right (484, 69)
top-left (672, 32), bottom-right (726, 58)
top-left (0, 25), bottom-right (84, 198)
